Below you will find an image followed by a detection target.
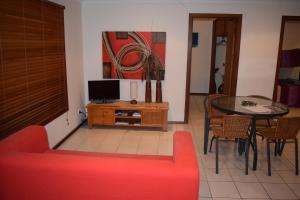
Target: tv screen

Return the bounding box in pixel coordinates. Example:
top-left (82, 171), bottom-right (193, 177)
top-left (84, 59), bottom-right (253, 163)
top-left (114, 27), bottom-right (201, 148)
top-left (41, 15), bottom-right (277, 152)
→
top-left (88, 80), bottom-right (120, 102)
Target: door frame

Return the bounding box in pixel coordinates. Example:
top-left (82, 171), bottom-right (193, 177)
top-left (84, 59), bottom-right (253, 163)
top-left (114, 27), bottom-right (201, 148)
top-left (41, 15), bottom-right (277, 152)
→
top-left (272, 16), bottom-right (300, 100)
top-left (184, 13), bottom-right (242, 123)
top-left (209, 19), bottom-right (218, 94)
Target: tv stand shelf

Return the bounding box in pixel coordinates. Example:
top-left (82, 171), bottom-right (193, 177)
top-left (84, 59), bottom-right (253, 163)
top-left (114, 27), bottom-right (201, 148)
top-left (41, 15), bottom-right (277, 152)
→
top-left (86, 101), bottom-right (169, 131)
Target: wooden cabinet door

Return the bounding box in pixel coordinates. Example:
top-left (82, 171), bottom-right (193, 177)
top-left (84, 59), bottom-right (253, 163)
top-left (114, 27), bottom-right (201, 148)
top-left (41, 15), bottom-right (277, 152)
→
top-left (102, 110), bottom-right (114, 125)
top-left (143, 111), bottom-right (162, 126)
top-left (91, 107), bottom-right (104, 124)
top-left (87, 107), bottom-right (102, 128)
top-left (88, 108), bottom-right (114, 125)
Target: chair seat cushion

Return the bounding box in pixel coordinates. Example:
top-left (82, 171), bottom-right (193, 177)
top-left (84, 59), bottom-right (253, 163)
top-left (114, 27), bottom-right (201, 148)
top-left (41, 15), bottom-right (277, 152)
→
top-left (256, 119), bottom-right (277, 127)
top-left (257, 128), bottom-right (276, 139)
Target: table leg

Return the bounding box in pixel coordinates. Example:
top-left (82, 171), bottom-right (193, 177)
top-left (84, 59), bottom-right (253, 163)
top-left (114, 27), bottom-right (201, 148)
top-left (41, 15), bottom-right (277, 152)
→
top-left (250, 117), bottom-right (258, 170)
top-left (279, 139), bottom-right (286, 156)
top-left (204, 115), bottom-right (209, 154)
top-left (238, 139), bottom-right (245, 155)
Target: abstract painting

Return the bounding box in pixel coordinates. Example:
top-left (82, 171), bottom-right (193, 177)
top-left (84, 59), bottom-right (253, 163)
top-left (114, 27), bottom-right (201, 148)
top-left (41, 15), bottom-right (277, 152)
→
top-left (102, 31), bottom-right (166, 80)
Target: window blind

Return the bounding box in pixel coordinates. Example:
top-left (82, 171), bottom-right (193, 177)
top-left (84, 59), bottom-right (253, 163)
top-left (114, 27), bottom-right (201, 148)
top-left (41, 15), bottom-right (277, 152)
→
top-left (0, 0), bottom-right (68, 139)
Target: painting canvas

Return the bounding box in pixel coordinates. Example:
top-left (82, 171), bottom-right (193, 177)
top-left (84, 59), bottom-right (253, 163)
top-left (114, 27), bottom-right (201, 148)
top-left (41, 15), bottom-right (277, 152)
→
top-left (102, 31), bottom-right (166, 80)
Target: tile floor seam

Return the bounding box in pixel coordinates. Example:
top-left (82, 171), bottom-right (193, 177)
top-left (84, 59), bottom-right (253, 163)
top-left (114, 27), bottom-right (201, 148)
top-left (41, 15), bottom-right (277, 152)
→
top-left (286, 183), bottom-right (300, 199)
top-left (207, 180), bottom-right (237, 183)
top-left (155, 133), bottom-right (162, 155)
top-left (278, 172), bottom-right (292, 184)
top-left (74, 133), bottom-right (88, 151)
top-left (206, 181), bottom-right (213, 199)
top-left (274, 154), bottom-right (295, 171)
top-left (278, 171), bottom-right (300, 198)
top-left (95, 132), bottom-right (108, 149)
top-left (95, 130), bottom-right (120, 151)
top-left (199, 181), bottom-right (211, 198)
top-left (262, 182), bottom-right (299, 200)
top-left (115, 132), bottom-right (127, 153)
top-left (259, 181), bottom-right (274, 200)
top-left (232, 180), bottom-right (243, 199)
top-left (209, 181), bottom-right (241, 199)
top-left (282, 152), bottom-right (297, 171)
top-left (216, 157), bottom-right (272, 199)
top-left (202, 180), bottom-right (212, 198)
top-left (254, 169), bottom-right (272, 199)
top-left (135, 133), bottom-right (144, 154)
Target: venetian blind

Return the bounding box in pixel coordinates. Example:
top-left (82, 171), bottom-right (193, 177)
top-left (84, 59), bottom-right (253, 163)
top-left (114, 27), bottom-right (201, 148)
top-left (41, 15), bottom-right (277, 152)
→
top-left (0, 0), bottom-right (68, 139)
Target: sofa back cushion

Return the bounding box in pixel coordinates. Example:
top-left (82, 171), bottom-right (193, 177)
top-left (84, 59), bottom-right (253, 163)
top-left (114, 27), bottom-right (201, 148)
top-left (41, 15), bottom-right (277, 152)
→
top-left (0, 126), bottom-right (49, 153)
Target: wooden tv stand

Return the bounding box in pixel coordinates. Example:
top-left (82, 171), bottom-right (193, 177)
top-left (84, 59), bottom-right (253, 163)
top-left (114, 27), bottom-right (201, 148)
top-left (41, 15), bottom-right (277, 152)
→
top-left (86, 101), bottom-right (169, 131)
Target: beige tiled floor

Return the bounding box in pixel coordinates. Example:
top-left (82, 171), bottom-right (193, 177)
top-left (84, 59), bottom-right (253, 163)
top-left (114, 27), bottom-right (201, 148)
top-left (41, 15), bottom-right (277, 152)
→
top-left (58, 95), bottom-right (300, 200)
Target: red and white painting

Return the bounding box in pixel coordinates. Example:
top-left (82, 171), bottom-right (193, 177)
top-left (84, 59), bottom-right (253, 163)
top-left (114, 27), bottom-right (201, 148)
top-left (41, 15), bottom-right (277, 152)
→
top-left (102, 31), bottom-right (166, 80)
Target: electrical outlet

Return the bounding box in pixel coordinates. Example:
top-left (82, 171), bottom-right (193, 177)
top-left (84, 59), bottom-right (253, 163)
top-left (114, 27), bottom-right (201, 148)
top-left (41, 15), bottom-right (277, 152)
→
top-left (78, 108), bottom-right (85, 114)
top-left (66, 117), bottom-right (70, 126)
top-left (77, 108), bottom-right (87, 122)
top-left (76, 108), bottom-right (83, 115)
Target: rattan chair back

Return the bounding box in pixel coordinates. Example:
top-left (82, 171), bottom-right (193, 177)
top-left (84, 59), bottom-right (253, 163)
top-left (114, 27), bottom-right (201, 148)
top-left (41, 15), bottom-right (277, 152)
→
top-left (275, 117), bottom-right (300, 139)
top-left (212, 115), bottom-right (251, 139)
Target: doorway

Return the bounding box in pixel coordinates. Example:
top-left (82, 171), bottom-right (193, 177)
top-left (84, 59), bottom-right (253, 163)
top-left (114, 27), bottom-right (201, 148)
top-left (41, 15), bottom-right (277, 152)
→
top-left (185, 14), bottom-right (242, 123)
top-left (273, 16), bottom-right (300, 108)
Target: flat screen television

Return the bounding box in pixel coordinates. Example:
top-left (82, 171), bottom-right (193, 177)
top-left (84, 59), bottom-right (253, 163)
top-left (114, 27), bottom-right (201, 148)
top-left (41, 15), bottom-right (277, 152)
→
top-left (88, 80), bottom-right (120, 103)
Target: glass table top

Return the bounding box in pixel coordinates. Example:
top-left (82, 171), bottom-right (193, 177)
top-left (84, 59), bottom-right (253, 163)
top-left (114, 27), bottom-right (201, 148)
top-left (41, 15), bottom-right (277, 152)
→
top-left (212, 96), bottom-right (289, 117)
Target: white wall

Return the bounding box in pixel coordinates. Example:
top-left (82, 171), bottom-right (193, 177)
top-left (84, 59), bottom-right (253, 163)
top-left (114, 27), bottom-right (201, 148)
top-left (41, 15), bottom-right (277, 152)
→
top-left (46, 0), bottom-right (84, 148)
top-left (82, 2), bottom-right (188, 121)
top-left (81, 0), bottom-right (300, 122)
top-left (190, 19), bottom-right (213, 94)
top-left (186, 0), bottom-right (300, 99)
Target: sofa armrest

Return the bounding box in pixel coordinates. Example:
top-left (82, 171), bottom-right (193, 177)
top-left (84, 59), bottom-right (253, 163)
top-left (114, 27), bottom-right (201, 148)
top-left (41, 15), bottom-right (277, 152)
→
top-left (0, 125), bottom-right (49, 153)
top-left (173, 131), bottom-right (199, 167)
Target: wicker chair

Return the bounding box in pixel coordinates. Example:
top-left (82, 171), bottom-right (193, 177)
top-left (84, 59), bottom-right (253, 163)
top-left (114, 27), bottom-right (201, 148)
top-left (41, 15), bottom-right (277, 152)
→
top-left (211, 115), bottom-right (251, 174)
top-left (257, 117), bottom-right (300, 176)
top-left (203, 94), bottom-right (228, 154)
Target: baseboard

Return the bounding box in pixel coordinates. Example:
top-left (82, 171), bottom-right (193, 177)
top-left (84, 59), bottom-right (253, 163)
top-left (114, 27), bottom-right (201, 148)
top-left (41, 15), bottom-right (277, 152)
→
top-left (190, 93), bottom-right (208, 95)
top-left (53, 119), bottom-right (86, 149)
top-left (168, 121), bottom-right (186, 124)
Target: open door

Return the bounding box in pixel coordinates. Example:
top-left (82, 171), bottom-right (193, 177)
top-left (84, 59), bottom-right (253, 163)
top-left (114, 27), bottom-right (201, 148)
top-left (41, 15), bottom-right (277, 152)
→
top-left (185, 14), bottom-right (242, 123)
top-left (209, 17), bottom-right (241, 96)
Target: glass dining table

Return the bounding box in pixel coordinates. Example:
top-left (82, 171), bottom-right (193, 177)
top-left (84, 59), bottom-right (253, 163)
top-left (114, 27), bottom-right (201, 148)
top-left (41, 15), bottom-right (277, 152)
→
top-left (211, 96), bottom-right (289, 170)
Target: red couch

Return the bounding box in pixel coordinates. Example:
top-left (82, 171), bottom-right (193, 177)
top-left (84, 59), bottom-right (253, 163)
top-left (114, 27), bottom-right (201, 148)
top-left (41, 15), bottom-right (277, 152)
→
top-left (0, 126), bottom-right (199, 200)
